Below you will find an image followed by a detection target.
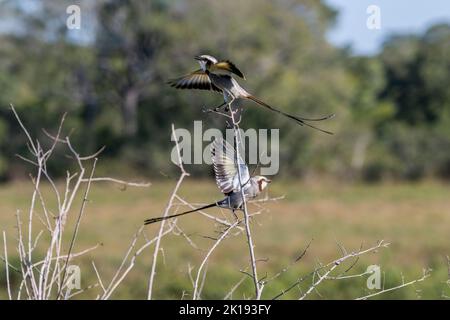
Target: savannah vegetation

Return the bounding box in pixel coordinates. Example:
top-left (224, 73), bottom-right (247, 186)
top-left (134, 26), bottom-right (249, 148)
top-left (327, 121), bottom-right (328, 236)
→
top-left (0, 0), bottom-right (449, 299)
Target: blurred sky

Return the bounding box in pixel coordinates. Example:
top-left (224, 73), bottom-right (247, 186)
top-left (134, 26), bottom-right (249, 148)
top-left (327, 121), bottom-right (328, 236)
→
top-left (325, 0), bottom-right (450, 55)
top-left (1, 0), bottom-right (450, 56)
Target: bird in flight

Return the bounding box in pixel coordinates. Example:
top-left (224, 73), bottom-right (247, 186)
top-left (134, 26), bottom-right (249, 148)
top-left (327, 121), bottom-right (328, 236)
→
top-left (144, 138), bottom-right (271, 225)
top-left (168, 54), bottom-right (334, 134)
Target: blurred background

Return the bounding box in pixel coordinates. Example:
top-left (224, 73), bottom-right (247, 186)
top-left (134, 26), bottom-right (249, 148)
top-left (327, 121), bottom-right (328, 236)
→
top-left (0, 0), bottom-right (449, 299)
top-left (0, 0), bottom-right (449, 181)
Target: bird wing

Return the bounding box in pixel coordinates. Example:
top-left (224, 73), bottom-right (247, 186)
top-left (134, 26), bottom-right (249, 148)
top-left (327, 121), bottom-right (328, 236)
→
top-left (212, 60), bottom-right (245, 79)
top-left (167, 69), bottom-right (222, 92)
top-left (211, 138), bottom-right (250, 195)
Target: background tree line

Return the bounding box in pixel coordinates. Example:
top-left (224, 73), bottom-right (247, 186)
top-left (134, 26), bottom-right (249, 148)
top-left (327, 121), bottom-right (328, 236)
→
top-left (0, 0), bottom-right (449, 182)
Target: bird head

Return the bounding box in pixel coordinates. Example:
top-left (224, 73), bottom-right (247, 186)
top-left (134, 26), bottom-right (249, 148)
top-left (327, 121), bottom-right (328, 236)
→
top-left (254, 176), bottom-right (272, 192)
top-left (194, 54), bottom-right (218, 71)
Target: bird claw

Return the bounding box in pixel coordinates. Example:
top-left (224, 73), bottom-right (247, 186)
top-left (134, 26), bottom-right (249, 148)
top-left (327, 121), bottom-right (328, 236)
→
top-left (202, 106), bottom-right (225, 113)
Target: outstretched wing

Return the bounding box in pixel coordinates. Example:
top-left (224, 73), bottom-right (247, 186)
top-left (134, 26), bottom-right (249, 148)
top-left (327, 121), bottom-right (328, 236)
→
top-left (212, 60), bottom-right (245, 79)
top-left (211, 138), bottom-right (250, 195)
top-left (167, 69), bottom-right (222, 92)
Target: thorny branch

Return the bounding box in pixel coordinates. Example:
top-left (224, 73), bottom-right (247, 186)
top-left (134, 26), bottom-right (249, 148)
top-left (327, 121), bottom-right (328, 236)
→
top-left (228, 100), bottom-right (262, 299)
top-left (1, 106), bottom-right (432, 300)
top-left (4, 105), bottom-right (151, 300)
top-left (147, 124), bottom-right (190, 300)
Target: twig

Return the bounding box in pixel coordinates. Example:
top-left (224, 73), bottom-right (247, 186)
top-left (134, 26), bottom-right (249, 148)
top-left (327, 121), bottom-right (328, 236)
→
top-left (272, 241), bottom-right (389, 300)
top-left (248, 195), bottom-right (285, 203)
top-left (3, 231), bottom-right (12, 300)
top-left (356, 270), bottom-right (431, 300)
top-left (103, 224), bottom-right (175, 299)
top-left (299, 241), bottom-right (389, 300)
top-left (0, 255), bottom-right (20, 273)
top-left (80, 177), bottom-right (151, 187)
top-left (193, 220), bottom-right (240, 299)
top-left (224, 275), bottom-right (247, 300)
top-left (228, 100), bottom-right (261, 299)
top-left (16, 211), bottom-right (33, 299)
top-left (57, 158), bottom-right (98, 299)
top-left (265, 239), bottom-right (313, 284)
top-left (10, 104), bottom-right (37, 154)
top-left (67, 283), bottom-right (99, 299)
top-left (102, 227), bottom-right (144, 299)
top-left (147, 124), bottom-right (189, 300)
top-left (91, 261), bottom-right (106, 295)
top-left (8, 107), bottom-right (152, 300)
top-left (33, 244), bottom-right (101, 268)
top-left (173, 224), bottom-right (201, 250)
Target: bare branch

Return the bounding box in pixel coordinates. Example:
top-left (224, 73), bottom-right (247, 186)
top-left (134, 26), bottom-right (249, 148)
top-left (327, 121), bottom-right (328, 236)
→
top-left (3, 231), bottom-right (12, 300)
top-left (193, 220), bottom-right (240, 300)
top-left (91, 261), bottom-right (106, 295)
top-left (228, 101), bottom-right (261, 299)
top-left (356, 269), bottom-right (431, 300)
top-left (10, 104), bottom-right (37, 154)
top-left (265, 239), bottom-right (313, 285)
top-left (272, 241), bottom-right (390, 300)
top-left (224, 275), bottom-right (247, 300)
top-left (80, 177), bottom-right (151, 187)
top-left (57, 158), bottom-right (98, 299)
top-left (147, 124), bottom-right (189, 300)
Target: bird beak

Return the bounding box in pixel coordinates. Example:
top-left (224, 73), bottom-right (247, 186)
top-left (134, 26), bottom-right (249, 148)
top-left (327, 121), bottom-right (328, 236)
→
top-left (267, 179), bottom-right (272, 184)
top-left (194, 55), bottom-right (202, 61)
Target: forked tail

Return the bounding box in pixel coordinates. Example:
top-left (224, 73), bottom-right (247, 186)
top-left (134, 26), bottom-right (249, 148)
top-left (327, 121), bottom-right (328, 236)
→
top-left (246, 95), bottom-right (334, 135)
top-left (144, 202), bottom-right (217, 225)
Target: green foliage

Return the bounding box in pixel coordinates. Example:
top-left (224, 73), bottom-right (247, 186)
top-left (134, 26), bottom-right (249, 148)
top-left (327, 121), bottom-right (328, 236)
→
top-left (381, 24), bottom-right (450, 125)
top-left (0, 0), bottom-right (449, 181)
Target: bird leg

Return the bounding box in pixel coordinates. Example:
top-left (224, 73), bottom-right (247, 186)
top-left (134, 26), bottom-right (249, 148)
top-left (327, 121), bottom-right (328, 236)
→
top-left (232, 209), bottom-right (239, 222)
top-left (215, 101), bottom-right (227, 112)
top-left (202, 101), bottom-right (227, 113)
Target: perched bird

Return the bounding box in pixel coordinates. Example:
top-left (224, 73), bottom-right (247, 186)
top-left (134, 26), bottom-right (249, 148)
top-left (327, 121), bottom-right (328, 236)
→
top-left (144, 138), bottom-right (271, 225)
top-left (168, 54), bottom-right (334, 134)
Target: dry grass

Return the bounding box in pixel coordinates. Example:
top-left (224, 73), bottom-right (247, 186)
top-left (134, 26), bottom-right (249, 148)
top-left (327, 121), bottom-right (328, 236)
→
top-left (1, 179), bottom-right (449, 299)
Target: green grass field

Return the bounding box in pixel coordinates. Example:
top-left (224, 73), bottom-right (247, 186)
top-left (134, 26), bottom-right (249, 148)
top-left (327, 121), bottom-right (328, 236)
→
top-left (0, 179), bottom-right (449, 299)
